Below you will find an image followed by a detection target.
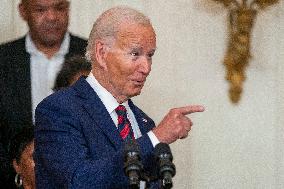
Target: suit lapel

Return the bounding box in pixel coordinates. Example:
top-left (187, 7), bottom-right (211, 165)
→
top-left (73, 78), bottom-right (124, 150)
top-left (13, 37), bottom-right (33, 121)
top-left (128, 100), bottom-right (155, 134)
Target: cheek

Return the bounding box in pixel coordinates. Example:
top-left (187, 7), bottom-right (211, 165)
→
top-left (106, 53), bottom-right (138, 86)
top-left (113, 65), bottom-right (136, 84)
top-left (23, 158), bottom-right (34, 169)
top-left (23, 160), bottom-right (35, 179)
top-left (107, 56), bottom-right (127, 77)
top-left (58, 13), bottom-right (69, 25)
top-left (63, 13), bottom-right (69, 22)
top-left (30, 18), bottom-right (44, 31)
top-left (20, 150), bottom-right (35, 180)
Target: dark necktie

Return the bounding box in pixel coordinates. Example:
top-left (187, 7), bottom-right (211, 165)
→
top-left (115, 105), bottom-right (134, 141)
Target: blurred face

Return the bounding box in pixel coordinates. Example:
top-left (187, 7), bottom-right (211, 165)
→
top-left (103, 23), bottom-right (156, 102)
top-left (13, 141), bottom-right (35, 189)
top-left (19, 0), bottom-right (69, 47)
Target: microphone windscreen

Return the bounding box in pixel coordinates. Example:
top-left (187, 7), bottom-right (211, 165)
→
top-left (124, 139), bottom-right (139, 154)
top-left (154, 143), bottom-right (172, 160)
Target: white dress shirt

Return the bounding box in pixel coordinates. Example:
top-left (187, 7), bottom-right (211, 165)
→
top-left (26, 33), bottom-right (70, 121)
top-left (86, 72), bottom-right (160, 188)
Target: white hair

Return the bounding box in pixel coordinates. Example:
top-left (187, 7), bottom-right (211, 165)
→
top-left (85, 6), bottom-right (153, 62)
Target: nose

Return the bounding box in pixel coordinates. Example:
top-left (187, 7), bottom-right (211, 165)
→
top-left (45, 9), bottom-right (57, 21)
top-left (139, 56), bottom-right (151, 75)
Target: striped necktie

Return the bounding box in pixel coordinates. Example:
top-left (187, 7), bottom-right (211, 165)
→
top-left (115, 105), bottom-right (134, 140)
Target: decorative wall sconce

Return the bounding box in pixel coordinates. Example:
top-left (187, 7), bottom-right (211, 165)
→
top-left (211, 0), bottom-right (279, 103)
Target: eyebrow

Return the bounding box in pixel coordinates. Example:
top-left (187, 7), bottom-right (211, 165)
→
top-left (127, 45), bottom-right (156, 53)
top-left (150, 48), bottom-right (156, 52)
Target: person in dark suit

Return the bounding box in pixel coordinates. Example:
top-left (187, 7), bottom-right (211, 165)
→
top-left (34, 6), bottom-right (205, 188)
top-left (0, 0), bottom-right (87, 187)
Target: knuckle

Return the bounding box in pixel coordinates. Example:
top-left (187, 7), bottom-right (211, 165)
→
top-left (169, 108), bottom-right (179, 115)
top-left (176, 127), bottom-right (184, 136)
top-left (175, 119), bottom-right (181, 125)
top-left (174, 128), bottom-right (181, 136)
top-left (185, 117), bottom-right (192, 125)
top-left (187, 127), bottom-right (191, 132)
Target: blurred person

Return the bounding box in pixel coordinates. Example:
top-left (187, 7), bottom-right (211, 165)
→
top-left (35, 6), bottom-right (205, 188)
top-left (0, 0), bottom-right (87, 187)
top-left (9, 126), bottom-right (35, 189)
top-left (53, 56), bottom-right (91, 92)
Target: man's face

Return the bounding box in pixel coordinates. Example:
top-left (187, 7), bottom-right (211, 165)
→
top-left (20, 0), bottom-right (69, 46)
top-left (104, 23), bottom-right (156, 101)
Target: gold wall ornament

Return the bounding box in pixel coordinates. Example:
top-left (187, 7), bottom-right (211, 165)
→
top-left (211, 0), bottom-right (279, 103)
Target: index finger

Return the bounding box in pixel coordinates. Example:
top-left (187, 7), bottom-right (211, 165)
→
top-left (176, 105), bottom-right (205, 115)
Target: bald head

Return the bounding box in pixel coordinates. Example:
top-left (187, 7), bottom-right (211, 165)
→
top-left (86, 6), bottom-right (154, 62)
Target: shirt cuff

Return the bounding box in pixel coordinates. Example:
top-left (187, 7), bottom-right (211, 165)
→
top-left (147, 131), bottom-right (160, 147)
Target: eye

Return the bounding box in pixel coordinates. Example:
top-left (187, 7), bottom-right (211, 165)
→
top-left (55, 3), bottom-right (69, 12)
top-left (130, 51), bottom-right (140, 57)
top-left (34, 7), bottom-right (46, 13)
top-left (147, 51), bottom-right (155, 59)
top-left (147, 52), bottom-right (155, 58)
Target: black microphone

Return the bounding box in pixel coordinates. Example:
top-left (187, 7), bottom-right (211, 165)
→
top-left (154, 143), bottom-right (176, 189)
top-left (124, 140), bottom-right (143, 189)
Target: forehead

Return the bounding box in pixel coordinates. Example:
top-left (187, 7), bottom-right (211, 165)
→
top-left (116, 23), bottom-right (156, 49)
top-left (25, 0), bottom-right (68, 6)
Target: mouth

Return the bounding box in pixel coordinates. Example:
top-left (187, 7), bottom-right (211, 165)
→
top-left (44, 27), bottom-right (61, 32)
top-left (42, 23), bottom-right (64, 32)
top-left (132, 79), bottom-right (146, 86)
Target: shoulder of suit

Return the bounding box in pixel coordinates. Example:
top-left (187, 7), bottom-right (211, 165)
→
top-left (0, 36), bottom-right (26, 54)
top-left (38, 85), bottom-right (80, 112)
top-left (69, 33), bottom-right (88, 45)
top-left (0, 37), bottom-right (27, 69)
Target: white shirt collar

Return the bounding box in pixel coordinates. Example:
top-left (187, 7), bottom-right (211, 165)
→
top-left (25, 32), bottom-right (70, 57)
top-left (86, 72), bottom-right (129, 114)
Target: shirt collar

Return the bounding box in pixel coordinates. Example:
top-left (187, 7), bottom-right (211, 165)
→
top-left (86, 72), bottom-right (129, 114)
top-left (25, 32), bottom-right (70, 57)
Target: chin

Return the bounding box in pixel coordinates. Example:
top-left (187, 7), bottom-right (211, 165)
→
top-left (124, 85), bottom-right (144, 98)
top-left (41, 36), bottom-right (64, 46)
top-left (130, 89), bottom-right (142, 97)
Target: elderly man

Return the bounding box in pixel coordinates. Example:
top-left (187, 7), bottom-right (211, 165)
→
top-left (0, 0), bottom-right (87, 188)
top-left (34, 6), bottom-right (204, 188)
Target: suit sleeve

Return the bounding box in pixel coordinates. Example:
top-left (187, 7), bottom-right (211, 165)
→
top-left (34, 99), bottom-right (157, 188)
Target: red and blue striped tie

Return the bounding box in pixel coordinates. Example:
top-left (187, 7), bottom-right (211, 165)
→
top-left (115, 105), bottom-right (134, 141)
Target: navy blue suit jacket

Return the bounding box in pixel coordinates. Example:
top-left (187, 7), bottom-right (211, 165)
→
top-left (35, 77), bottom-right (159, 188)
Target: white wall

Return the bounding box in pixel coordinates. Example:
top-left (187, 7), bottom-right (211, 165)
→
top-left (1, 0), bottom-right (284, 188)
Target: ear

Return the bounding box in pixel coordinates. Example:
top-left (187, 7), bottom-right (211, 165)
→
top-left (13, 160), bottom-right (21, 174)
top-left (93, 40), bottom-right (109, 70)
top-left (18, 3), bottom-right (28, 21)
